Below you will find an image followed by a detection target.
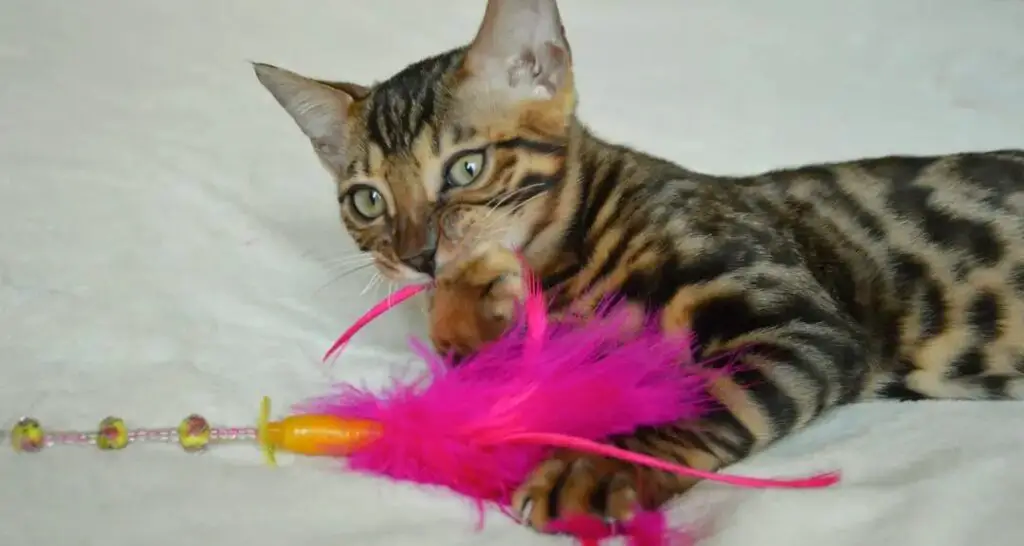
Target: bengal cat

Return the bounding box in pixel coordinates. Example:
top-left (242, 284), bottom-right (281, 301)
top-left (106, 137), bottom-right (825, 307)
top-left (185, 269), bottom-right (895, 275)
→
top-left (253, 0), bottom-right (1024, 532)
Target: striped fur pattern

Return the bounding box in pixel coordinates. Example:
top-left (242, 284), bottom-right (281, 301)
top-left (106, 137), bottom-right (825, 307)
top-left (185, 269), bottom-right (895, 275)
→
top-left (254, 0), bottom-right (1024, 532)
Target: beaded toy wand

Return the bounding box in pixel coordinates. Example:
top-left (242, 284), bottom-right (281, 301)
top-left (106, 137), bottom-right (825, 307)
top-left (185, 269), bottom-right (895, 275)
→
top-left (3, 396), bottom-right (372, 463)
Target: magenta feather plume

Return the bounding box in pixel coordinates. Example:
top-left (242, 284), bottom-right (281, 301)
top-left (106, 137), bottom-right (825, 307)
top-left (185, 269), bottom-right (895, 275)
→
top-left (547, 510), bottom-right (695, 546)
top-left (296, 299), bottom-right (713, 509)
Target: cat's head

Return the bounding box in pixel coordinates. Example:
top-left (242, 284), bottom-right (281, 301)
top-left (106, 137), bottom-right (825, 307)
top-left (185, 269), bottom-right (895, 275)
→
top-left (254, 0), bottom-right (577, 282)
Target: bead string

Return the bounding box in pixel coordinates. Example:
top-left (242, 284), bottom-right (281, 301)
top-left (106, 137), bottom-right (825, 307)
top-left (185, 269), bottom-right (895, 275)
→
top-left (5, 414), bottom-right (259, 454)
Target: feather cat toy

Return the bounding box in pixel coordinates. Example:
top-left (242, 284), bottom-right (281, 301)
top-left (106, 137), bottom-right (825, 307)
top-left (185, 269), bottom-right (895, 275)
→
top-left (299, 264), bottom-right (840, 544)
top-left (7, 265), bottom-right (840, 545)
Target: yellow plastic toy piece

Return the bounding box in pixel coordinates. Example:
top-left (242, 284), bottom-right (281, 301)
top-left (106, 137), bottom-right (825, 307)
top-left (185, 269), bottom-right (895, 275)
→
top-left (257, 396), bottom-right (382, 466)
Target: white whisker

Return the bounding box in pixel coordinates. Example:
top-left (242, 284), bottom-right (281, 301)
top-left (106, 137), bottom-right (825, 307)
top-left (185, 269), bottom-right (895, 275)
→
top-left (385, 281), bottom-right (397, 308)
top-left (475, 184), bottom-right (546, 227)
top-left (322, 253), bottom-right (375, 268)
top-left (360, 272), bottom-right (382, 296)
top-left (312, 261), bottom-right (377, 295)
top-left (468, 190), bottom-right (548, 248)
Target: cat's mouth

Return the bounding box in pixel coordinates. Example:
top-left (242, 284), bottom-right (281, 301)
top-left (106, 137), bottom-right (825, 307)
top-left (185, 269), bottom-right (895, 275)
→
top-left (447, 353), bottom-right (469, 367)
top-left (399, 247), bottom-right (437, 277)
top-left (371, 253), bottom-right (433, 283)
top-left (370, 255), bottom-right (401, 278)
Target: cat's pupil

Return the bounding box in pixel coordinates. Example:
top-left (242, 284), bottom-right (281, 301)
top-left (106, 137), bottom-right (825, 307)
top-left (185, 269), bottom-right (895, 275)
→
top-left (464, 161), bottom-right (477, 175)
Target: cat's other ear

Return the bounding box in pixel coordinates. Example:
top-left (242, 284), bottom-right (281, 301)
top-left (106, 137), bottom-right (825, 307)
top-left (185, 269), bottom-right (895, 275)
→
top-left (463, 0), bottom-right (573, 103)
top-left (252, 62), bottom-right (358, 165)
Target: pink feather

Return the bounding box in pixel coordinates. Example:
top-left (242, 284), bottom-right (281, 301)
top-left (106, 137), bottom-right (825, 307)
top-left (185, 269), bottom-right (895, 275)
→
top-left (548, 510), bottom-right (695, 546)
top-left (297, 300), bottom-right (712, 508)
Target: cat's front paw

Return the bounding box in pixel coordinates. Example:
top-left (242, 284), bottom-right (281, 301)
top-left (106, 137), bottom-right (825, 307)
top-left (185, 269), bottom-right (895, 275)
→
top-left (511, 451), bottom-right (640, 532)
top-left (428, 244), bottom-right (524, 359)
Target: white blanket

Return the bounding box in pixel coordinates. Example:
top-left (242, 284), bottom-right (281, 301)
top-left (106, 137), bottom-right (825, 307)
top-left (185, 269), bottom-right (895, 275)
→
top-left (2, 0), bottom-right (1023, 545)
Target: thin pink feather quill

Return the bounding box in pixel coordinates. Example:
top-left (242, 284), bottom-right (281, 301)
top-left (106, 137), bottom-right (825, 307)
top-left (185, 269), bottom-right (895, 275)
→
top-left (321, 283), bottom-right (428, 363)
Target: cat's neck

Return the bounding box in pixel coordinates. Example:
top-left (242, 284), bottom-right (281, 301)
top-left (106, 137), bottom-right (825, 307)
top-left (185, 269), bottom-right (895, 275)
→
top-left (525, 118), bottom-right (701, 280)
top-left (569, 120), bottom-right (695, 180)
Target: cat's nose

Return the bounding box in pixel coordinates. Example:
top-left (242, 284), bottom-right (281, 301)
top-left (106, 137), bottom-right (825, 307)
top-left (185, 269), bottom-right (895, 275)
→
top-left (404, 249), bottom-right (436, 276)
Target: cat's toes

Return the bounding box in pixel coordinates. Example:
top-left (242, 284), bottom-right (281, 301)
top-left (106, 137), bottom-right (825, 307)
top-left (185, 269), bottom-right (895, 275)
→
top-left (511, 452), bottom-right (638, 533)
top-left (428, 245), bottom-right (525, 358)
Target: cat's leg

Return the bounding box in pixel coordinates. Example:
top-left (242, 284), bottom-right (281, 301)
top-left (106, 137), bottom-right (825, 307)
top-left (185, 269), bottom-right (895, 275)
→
top-left (871, 285), bottom-right (1024, 402)
top-left (427, 248), bottom-right (871, 531)
top-left (877, 360), bottom-right (1024, 401)
top-left (428, 244), bottom-right (525, 360)
top-left (510, 270), bottom-right (871, 530)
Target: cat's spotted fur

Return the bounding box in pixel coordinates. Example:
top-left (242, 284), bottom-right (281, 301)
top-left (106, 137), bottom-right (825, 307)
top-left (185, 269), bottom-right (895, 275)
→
top-left (254, 0), bottom-right (1024, 532)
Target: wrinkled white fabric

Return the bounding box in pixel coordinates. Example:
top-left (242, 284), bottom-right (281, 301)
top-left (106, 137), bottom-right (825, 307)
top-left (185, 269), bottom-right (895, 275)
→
top-left (2, 1), bottom-right (1023, 544)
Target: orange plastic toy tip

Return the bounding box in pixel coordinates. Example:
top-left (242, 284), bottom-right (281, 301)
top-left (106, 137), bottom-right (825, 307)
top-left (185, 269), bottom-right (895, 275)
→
top-left (256, 396), bottom-right (382, 466)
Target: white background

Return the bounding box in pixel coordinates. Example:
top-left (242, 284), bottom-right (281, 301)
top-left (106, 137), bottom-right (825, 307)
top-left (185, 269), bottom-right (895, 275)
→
top-left (2, 0), bottom-right (1023, 544)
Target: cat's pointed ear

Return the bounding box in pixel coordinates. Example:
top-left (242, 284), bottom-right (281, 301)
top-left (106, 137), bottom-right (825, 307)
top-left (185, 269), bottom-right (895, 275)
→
top-left (463, 0), bottom-right (573, 102)
top-left (252, 62), bottom-right (358, 163)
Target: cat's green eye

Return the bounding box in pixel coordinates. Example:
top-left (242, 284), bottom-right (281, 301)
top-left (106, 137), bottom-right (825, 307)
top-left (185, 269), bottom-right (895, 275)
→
top-left (348, 186), bottom-right (386, 220)
top-left (445, 151), bottom-right (486, 188)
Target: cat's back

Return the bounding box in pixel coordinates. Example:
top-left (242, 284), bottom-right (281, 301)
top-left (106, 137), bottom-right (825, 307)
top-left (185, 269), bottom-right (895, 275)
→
top-left (742, 148), bottom-right (1024, 397)
top-left (758, 148), bottom-right (1024, 267)
top-left (759, 147), bottom-right (1024, 211)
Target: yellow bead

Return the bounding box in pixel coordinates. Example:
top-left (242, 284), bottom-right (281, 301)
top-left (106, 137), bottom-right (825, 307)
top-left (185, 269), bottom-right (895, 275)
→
top-left (177, 414), bottom-right (211, 452)
top-left (10, 417), bottom-right (45, 453)
top-left (96, 417), bottom-right (129, 450)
